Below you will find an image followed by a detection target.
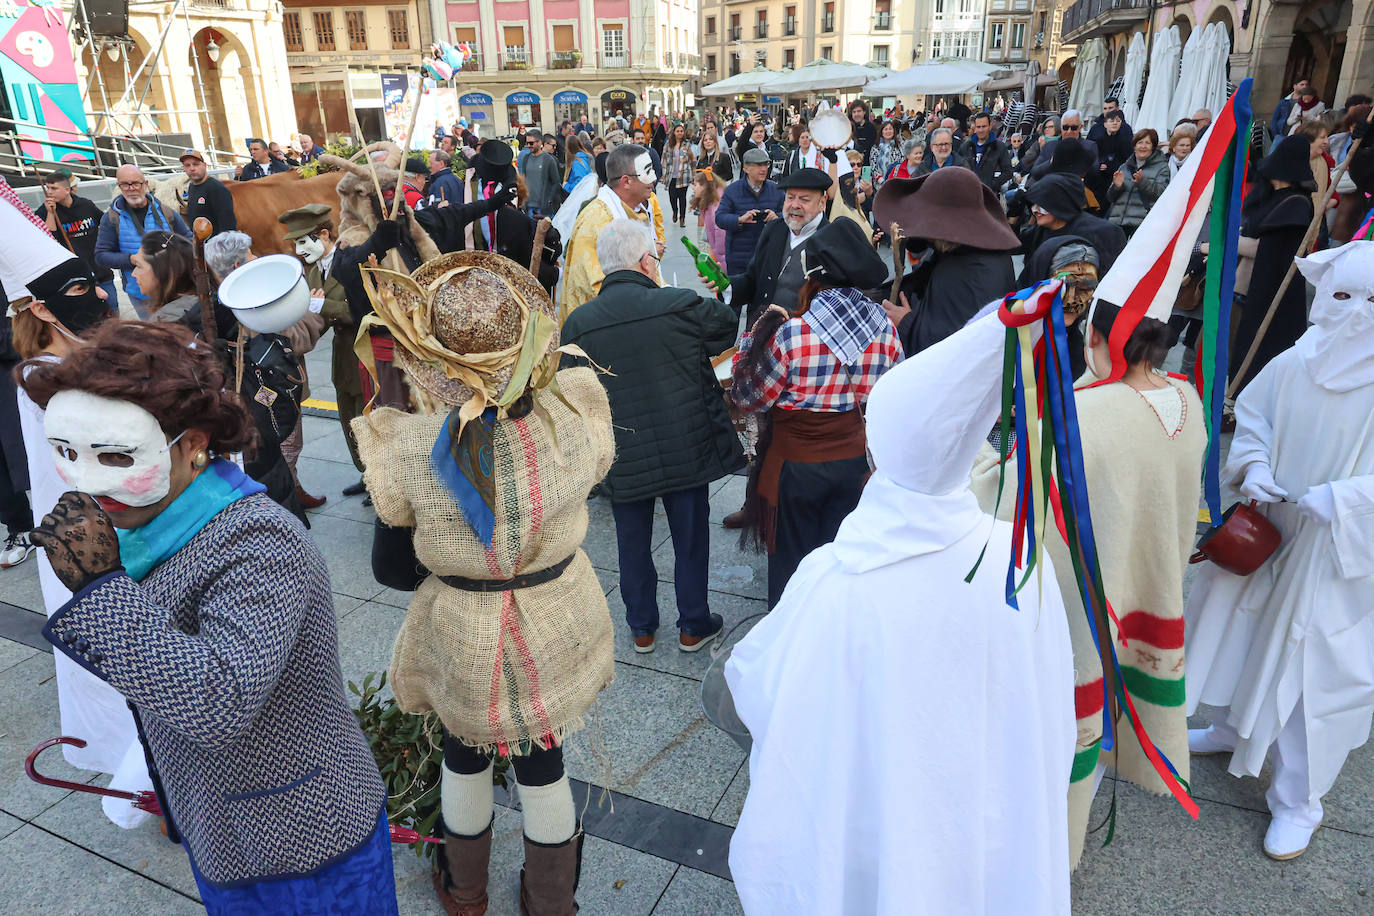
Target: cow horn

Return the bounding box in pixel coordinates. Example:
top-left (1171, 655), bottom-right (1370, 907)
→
top-left (356, 140), bottom-right (403, 171)
top-left (317, 153), bottom-right (370, 179)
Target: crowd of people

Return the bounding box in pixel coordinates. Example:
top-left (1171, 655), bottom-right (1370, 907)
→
top-left (0, 71), bottom-right (1370, 916)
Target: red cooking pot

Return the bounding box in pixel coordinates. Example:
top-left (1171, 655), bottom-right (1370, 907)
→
top-left (1190, 500), bottom-right (1282, 576)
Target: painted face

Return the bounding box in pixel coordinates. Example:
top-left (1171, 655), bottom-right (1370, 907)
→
top-left (44, 391), bottom-right (182, 512)
top-left (633, 151), bottom-right (656, 186)
top-left (295, 234), bottom-right (325, 264)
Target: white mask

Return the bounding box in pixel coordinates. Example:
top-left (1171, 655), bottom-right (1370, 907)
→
top-left (44, 390), bottom-right (183, 510)
top-left (295, 235), bottom-right (325, 265)
top-left (633, 152), bottom-right (656, 186)
top-left (1293, 242), bottom-right (1374, 391)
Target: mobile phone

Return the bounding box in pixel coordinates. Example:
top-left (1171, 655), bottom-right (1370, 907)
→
top-left (861, 166), bottom-right (872, 181)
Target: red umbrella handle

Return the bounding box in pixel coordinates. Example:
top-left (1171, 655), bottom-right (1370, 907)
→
top-left (389, 824), bottom-right (442, 844)
top-left (26, 737), bottom-right (162, 815)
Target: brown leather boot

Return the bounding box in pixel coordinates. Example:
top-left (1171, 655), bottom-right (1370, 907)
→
top-left (721, 507), bottom-right (748, 529)
top-left (519, 832), bottom-right (583, 916)
top-left (433, 821), bottom-right (492, 916)
top-left (295, 485), bottom-right (327, 509)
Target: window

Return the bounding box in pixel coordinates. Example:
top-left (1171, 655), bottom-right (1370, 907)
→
top-left (552, 24), bottom-right (574, 51)
top-left (706, 15), bottom-right (715, 34)
top-left (785, 5), bottom-right (796, 35)
top-left (875, 0), bottom-right (891, 29)
top-left (755, 9), bottom-right (767, 39)
top-left (754, 48), bottom-right (767, 67)
top-left (706, 53), bottom-right (716, 72)
top-left (935, 0), bottom-right (944, 14)
top-left (388, 9), bottom-right (409, 49)
top-left (784, 47), bottom-right (795, 68)
top-left (822, 1), bottom-right (835, 32)
top-left (821, 45), bottom-right (833, 60)
top-left (313, 11), bottom-right (335, 51)
top-left (601, 24), bottom-right (625, 65)
top-left (283, 11), bottom-right (303, 51)
top-left (990, 22), bottom-right (1003, 49)
top-left (1038, 12), bottom-right (1047, 32)
top-left (346, 10), bottom-right (367, 50)
top-left (503, 25), bottom-right (526, 62)
top-left (1011, 22), bottom-right (1026, 48)
top-left (729, 12), bottom-right (740, 40)
top-left (873, 45), bottom-right (889, 65)
top-left (730, 52), bottom-right (740, 75)
top-left (930, 34), bottom-right (943, 55)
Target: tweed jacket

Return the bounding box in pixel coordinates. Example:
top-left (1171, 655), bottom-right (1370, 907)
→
top-left (43, 494), bottom-right (386, 888)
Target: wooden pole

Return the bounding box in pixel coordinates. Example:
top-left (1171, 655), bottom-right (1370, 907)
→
top-left (1227, 109), bottom-right (1374, 397)
top-left (390, 74), bottom-right (427, 221)
top-left (529, 217), bottom-right (550, 276)
top-left (888, 221), bottom-right (905, 304)
top-left (191, 216), bottom-right (217, 343)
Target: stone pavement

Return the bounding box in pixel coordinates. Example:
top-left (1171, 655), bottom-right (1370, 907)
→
top-left (0, 199), bottom-right (1371, 913)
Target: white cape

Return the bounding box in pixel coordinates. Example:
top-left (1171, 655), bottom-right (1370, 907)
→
top-left (726, 311), bottom-right (1074, 915)
top-left (1186, 346), bottom-right (1374, 800)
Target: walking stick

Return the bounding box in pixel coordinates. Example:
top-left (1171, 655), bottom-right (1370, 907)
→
top-left (529, 217), bottom-right (550, 276)
top-left (191, 216), bottom-right (217, 343)
top-left (1227, 107), bottom-right (1374, 397)
top-left (390, 74), bottom-right (428, 221)
top-left (887, 221), bottom-right (905, 305)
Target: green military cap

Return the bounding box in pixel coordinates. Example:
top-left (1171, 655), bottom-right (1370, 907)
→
top-left (278, 202), bottom-right (333, 239)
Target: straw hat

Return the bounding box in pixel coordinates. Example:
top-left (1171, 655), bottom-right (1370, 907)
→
top-left (361, 250), bottom-right (560, 410)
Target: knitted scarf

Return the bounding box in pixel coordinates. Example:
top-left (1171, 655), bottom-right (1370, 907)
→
top-left (117, 459), bottom-right (266, 581)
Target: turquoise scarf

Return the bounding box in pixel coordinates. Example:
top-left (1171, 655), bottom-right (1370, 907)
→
top-left (117, 458), bottom-right (266, 582)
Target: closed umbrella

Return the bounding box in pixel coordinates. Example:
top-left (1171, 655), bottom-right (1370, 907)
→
top-left (1170, 25), bottom-right (1207, 127)
top-left (863, 58), bottom-right (998, 96)
top-left (1136, 26), bottom-right (1182, 136)
top-left (1199, 23), bottom-right (1233, 117)
top-left (1066, 38), bottom-right (1106, 120)
top-left (701, 66), bottom-right (782, 96)
top-left (758, 59), bottom-right (875, 94)
top-left (1120, 32), bottom-right (1148, 125)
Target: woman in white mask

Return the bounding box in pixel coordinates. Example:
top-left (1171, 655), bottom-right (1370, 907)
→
top-left (21, 319), bottom-right (396, 914)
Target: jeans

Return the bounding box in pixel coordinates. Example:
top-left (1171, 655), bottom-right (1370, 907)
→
top-left (611, 485), bottom-right (712, 637)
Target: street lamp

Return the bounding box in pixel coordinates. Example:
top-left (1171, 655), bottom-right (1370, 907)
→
top-left (105, 41), bottom-right (120, 62)
top-left (206, 38), bottom-right (220, 63)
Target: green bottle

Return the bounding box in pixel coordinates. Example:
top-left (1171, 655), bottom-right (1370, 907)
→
top-left (681, 236), bottom-right (730, 291)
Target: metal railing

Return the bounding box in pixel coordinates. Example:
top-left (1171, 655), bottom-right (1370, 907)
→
top-left (783, 17), bottom-right (796, 35)
top-left (875, 11), bottom-right (892, 29)
top-left (755, 24), bottom-right (768, 38)
top-left (501, 49), bottom-right (530, 71)
top-left (461, 55), bottom-right (482, 71)
top-left (729, 26), bottom-right (742, 40)
top-left (1062, 0), bottom-right (1148, 37)
top-left (822, 13), bottom-right (834, 31)
top-left (549, 50), bottom-right (582, 69)
top-left (601, 53), bottom-right (629, 68)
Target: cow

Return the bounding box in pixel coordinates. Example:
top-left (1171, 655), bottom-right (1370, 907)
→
top-left (152, 169), bottom-right (345, 256)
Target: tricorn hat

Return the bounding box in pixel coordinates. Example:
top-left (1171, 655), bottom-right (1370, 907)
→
top-left (778, 167), bottom-right (833, 191)
top-left (873, 168), bottom-right (1020, 251)
top-left (801, 218), bottom-right (887, 288)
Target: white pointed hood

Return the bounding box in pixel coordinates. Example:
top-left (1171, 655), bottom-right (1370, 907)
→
top-left (1293, 242), bottom-right (1374, 391)
top-left (0, 196), bottom-right (72, 299)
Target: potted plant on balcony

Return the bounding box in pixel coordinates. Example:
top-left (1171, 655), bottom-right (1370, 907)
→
top-left (505, 58), bottom-right (529, 71)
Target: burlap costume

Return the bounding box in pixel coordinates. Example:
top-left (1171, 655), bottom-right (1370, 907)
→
top-left (351, 250), bottom-right (616, 755)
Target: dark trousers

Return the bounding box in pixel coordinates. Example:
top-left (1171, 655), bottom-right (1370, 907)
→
top-left (767, 456), bottom-right (868, 607)
top-left (444, 733), bottom-right (563, 786)
top-left (0, 444), bottom-right (30, 538)
top-left (611, 484), bottom-right (712, 637)
top-left (668, 184), bottom-right (688, 222)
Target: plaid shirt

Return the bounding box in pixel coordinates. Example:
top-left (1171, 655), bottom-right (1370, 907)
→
top-left (732, 303), bottom-right (902, 413)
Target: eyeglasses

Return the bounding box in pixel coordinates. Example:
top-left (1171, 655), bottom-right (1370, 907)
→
top-left (117, 181), bottom-right (146, 190)
top-left (1062, 124), bottom-right (1082, 132)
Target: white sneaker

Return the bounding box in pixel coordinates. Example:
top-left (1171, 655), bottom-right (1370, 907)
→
top-left (1264, 816), bottom-right (1318, 860)
top-left (1188, 726), bottom-right (1235, 756)
top-left (0, 532), bottom-right (32, 568)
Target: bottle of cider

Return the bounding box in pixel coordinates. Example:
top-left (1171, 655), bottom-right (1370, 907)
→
top-left (681, 236), bottom-right (730, 291)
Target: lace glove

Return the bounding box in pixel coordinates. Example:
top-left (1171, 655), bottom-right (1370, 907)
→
top-left (1239, 463), bottom-right (1288, 504)
top-left (30, 492), bottom-right (124, 593)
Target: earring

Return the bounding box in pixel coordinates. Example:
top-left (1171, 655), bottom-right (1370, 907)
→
top-left (192, 450), bottom-right (209, 469)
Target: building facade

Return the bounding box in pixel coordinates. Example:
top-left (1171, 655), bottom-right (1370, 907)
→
top-left (440, 0), bottom-right (699, 134)
top-left (68, 0), bottom-right (297, 164)
top-left (282, 0), bottom-right (440, 142)
top-left (1061, 0), bottom-right (1374, 123)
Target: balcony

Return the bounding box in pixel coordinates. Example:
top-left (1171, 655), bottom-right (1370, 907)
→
top-left (664, 52), bottom-right (673, 68)
top-left (755, 24), bottom-right (768, 38)
top-left (1062, 0), bottom-right (1148, 41)
top-left (875, 11), bottom-right (891, 29)
top-left (822, 12), bottom-right (834, 31)
top-left (601, 53), bottom-right (629, 68)
top-left (730, 26), bottom-right (742, 40)
top-left (461, 55), bottom-right (482, 71)
top-left (501, 48), bottom-right (529, 71)
top-left (549, 50), bottom-right (582, 70)
top-left (783, 17), bottom-right (796, 35)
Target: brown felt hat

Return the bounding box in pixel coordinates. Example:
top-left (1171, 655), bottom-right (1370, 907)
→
top-left (873, 168), bottom-right (1020, 252)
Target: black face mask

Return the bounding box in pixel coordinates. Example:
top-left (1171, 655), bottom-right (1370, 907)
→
top-left (26, 259), bottom-right (108, 335)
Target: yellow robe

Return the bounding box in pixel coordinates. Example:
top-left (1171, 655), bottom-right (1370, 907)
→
top-left (559, 191), bottom-right (663, 319)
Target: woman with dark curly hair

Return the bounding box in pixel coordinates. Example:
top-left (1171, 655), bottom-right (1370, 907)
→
top-left (21, 320), bottom-right (396, 915)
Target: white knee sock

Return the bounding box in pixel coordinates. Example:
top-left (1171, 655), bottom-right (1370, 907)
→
top-left (441, 761), bottom-right (495, 837)
top-left (517, 774), bottom-right (576, 845)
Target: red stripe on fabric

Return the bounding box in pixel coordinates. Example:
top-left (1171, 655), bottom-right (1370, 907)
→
top-left (1118, 610), bottom-right (1185, 650)
top-left (1076, 678), bottom-right (1105, 719)
top-left (1102, 96), bottom-right (1240, 384)
top-left (507, 418), bottom-right (554, 740)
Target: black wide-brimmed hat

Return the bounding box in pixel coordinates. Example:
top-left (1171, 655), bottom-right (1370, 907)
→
top-left (801, 218), bottom-right (887, 289)
top-left (1257, 136), bottom-right (1316, 187)
top-left (778, 167), bottom-right (833, 191)
top-left (873, 167), bottom-right (1021, 251)
top-left (473, 139), bottom-right (517, 184)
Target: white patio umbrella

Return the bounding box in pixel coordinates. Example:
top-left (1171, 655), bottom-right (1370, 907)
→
top-left (1199, 23), bottom-right (1233, 118)
top-left (863, 59), bottom-right (998, 96)
top-left (1136, 26), bottom-right (1181, 136)
top-left (1169, 25), bottom-right (1207, 127)
top-left (757, 59), bottom-right (875, 94)
top-left (701, 66), bottom-right (782, 97)
top-left (1066, 38), bottom-right (1106, 120)
top-left (1119, 32), bottom-right (1148, 125)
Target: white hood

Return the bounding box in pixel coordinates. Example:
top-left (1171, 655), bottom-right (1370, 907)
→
top-left (1294, 242), bottom-right (1374, 392)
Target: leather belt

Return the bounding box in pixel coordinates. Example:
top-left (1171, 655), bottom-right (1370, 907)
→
top-left (439, 554), bottom-right (575, 592)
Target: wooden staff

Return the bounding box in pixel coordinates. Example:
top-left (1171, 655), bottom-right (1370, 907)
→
top-left (888, 221), bottom-right (905, 305)
top-left (529, 217), bottom-right (550, 276)
top-left (1227, 107), bottom-right (1374, 397)
top-left (359, 146), bottom-right (388, 216)
top-left (390, 74), bottom-right (428, 221)
top-left (191, 216), bottom-right (217, 343)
